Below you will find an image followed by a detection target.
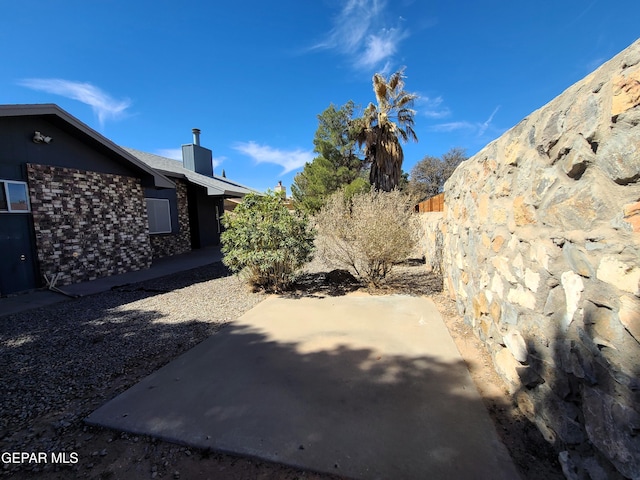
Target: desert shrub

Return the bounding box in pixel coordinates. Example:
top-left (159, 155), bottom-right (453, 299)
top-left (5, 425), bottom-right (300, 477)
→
top-left (221, 192), bottom-right (315, 292)
top-left (315, 188), bottom-right (418, 286)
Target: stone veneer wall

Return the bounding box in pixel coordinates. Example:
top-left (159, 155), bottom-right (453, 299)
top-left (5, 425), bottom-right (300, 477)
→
top-left (149, 179), bottom-right (191, 259)
top-left (27, 164), bottom-right (152, 286)
top-left (441, 40), bottom-right (640, 478)
top-left (416, 212), bottom-right (445, 274)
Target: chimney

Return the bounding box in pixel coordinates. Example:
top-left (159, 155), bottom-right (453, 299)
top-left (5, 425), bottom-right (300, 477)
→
top-left (182, 129), bottom-right (214, 177)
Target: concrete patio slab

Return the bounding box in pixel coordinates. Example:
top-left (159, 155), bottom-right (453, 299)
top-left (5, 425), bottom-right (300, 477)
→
top-left (86, 294), bottom-right (520, 480)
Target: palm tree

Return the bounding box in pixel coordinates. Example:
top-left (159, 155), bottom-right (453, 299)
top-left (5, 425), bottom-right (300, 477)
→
top-left (355, 68), bottom-right (418, 191)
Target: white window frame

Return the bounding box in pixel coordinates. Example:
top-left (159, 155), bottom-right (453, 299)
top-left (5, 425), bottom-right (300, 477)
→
top-left (0, 180), bottom-right (31, 213)
top-left (145, 198), bottom-right (172, 234)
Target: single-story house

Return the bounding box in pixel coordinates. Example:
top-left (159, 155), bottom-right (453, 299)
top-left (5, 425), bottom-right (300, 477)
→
top-left (123, 129), bottom-right (255, 256)
top-left (0, 104), bottom-right (254, 296)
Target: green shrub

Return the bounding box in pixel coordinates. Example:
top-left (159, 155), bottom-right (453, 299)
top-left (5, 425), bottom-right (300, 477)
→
top-left (315, 188), bottom-right (418, 286)
top-left (221, 192), bottom-right (315, 292)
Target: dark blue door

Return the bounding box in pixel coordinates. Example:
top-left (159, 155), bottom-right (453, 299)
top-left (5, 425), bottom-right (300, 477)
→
top-left (0, 215), bottom-right (38, 295)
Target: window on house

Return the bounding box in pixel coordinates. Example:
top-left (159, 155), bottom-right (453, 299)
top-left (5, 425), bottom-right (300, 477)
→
top-left (145, 198), bottom-right (172, 234)
top-left (0, 180), bottom-right (31, 213)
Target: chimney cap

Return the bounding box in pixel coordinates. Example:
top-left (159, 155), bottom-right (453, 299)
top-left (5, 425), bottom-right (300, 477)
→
top-left (192, 128), bottom-right (201, 146)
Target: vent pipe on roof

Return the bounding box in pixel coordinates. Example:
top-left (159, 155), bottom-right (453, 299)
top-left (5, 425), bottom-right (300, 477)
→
top-left (192, 128), bottom-right (201, 146)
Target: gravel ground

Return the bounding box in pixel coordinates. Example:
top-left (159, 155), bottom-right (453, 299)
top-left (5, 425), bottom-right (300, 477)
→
top-left (0, 262), bottom-right (281, 479)
top-left (0, 259), bottom-right (562, 479)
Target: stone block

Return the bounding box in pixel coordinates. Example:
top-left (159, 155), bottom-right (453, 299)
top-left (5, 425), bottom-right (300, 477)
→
top-left (618, 295), bottom-right (640, 343)
top-left (582, 301), bottom-right (626, 346)
top-left (596, 255), bottom-right (640, 296)
top-left (544, 285), bottom-right (566, 316)
top-left (477, 194), bottom-right (490, 222)
top-left (559, 134), bottom-right (595, 179)
top-left (490, 273), bottom-right (505, 299)
top-left (561, 271), bottom-right (585, 331)
top-left (562, 242), bottom-right (595, 278)
top-left (611, 64), bottom-right (640, 117)
top-left (472, 292), bottom-right (489, 318)
top-left (491, 234), bottom-right (505, 252)
top-left (524, 268), bottom-right (541, 292)
top-left (491, 256), bottom-right (517, 283)
top-left (489, 298), bottom-right (502, 323)
top-left (507, 284), bottom-right (536, 310)
top-left (503, 329), bottom-right (529, 363)
top-left (539, 181), bottom-right (613, 231)
top-left (500, 301), bottom-right (519, 325)
top-left (596, 129), bottom-right (640, 185)
top-left (493, 347), bottom-right (523, 393)
top-left (623, 200), bottom-right (640, 232)
top-left (583, 387), bottom-right (640, 478)
top-left (513, 196), bottom-right (536, 225)
top-left (530, 239), bottom-right (554, 272)
top-left (491, 206), bottom-right (508, 225)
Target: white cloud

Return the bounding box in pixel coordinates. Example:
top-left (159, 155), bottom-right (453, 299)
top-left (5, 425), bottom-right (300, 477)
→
top-left (233, 141), bottom-right (313, 174)
top-left (416, 95), bottom-right (451, 119)
top-left (18, 78), bottom-right (131, 127)
top-left (312, 0), bottom-right (407, 70)
top-left (156, 148), bottom-right (225, 169)
top-left (156, 148), bottom-right (183, 160)
top-left (430, 121), bottom-right (474, 133)
top-left (357, 28), bottom-right (407, 69)
top-left (430, 107), bottom-right (500, 136)
top-left (478, 106), bottom-right (500, 137)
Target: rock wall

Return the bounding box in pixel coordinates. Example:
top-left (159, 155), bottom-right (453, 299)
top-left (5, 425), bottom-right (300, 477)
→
top-left (416, 212), bottom-right (445, 274)
top-left (28, 164), bottom-right (152, 286)
top-left (442, 39), bottom-right (640, 478)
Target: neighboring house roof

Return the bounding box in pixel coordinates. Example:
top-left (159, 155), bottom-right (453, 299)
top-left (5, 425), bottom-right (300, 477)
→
top-left (0, 104), bottom-right (175, 189)
top-left (123, 147), bottom-right (257, 197)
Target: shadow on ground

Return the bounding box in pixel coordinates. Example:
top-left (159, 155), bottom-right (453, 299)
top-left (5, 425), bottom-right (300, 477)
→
top-left (85, 295), bottom-right (519, 480)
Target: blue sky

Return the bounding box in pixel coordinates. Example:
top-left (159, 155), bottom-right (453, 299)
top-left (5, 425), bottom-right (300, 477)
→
top-left (2, 1), bottom-right (639, 193)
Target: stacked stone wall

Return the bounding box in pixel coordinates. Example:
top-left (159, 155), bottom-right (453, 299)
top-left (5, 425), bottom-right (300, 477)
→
top-left (149, 179), bottom-right (192, 259)
top-left (416, 213), bottom-right (445, 274)
top-left (441, 40), bottom-right (640, 478)
top-left (27, 164), bottom-right (152, 286)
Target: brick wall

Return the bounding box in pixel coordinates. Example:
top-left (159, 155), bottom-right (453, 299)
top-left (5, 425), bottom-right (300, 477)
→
top-left (27, 164), bottom-right (152, 286)
top-left (149, 179), bottom-right (192, 259)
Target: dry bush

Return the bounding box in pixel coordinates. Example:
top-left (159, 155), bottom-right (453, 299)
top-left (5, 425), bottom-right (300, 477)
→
top-left (315, 188), bottom-right (418, 286)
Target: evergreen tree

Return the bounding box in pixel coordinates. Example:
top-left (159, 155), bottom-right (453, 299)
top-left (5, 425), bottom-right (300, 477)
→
top-left (291, 101), bottom-right (368, 213)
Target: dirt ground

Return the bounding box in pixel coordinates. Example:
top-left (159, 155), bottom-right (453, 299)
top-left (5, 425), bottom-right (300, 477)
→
top-left (3, 263), bottom-right (563, 480)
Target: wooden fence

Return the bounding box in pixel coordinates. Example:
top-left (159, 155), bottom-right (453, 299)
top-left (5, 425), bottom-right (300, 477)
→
top-left (415, 192), bottom-right (444, 213)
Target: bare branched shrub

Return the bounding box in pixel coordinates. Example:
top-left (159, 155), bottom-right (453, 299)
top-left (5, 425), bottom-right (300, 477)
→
top-left (315, 189), bottom-right (418, 286)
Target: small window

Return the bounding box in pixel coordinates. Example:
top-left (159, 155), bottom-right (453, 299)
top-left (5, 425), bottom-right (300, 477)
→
top-left (0, 180), bottom-right (31, 213)
top-left (145, 198), bottom-right (172, 234)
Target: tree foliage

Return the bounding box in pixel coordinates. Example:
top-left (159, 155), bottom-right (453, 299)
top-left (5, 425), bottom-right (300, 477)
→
top-left (408, 147), bottom-right (467, 201)
top-left (220, 192), bottom-right (315, 292)
top-left (291, 101), bottom-right (367, 213)
top-left (354, 69), bottom-right (418, 192)
top-left (315, 188), bottom-right (418, 286)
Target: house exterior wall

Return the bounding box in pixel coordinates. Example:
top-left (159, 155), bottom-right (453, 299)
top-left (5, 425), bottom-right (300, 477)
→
top-left (148, 179), bottom-right (192, 258)
top-left (187, 184), bottom-right (223, 248)
top-left (0, 116), bottom-right (139, 179)
top-left (27, 163), bottom-right (152, 286)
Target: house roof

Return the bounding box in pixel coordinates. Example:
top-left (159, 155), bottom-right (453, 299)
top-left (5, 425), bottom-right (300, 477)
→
top-left (123, 147), bottom-right (257, 197)
top-left (0, 104), bottom-right (175, 189)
